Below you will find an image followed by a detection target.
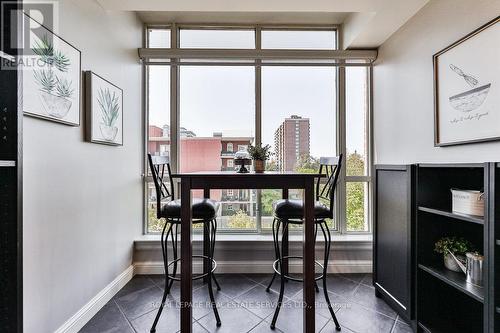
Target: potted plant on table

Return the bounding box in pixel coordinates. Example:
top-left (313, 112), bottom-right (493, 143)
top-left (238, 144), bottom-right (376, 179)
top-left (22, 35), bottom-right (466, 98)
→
top-left (247, 144), bottom-right (271, 173)
top-left (434, 236), bottom-right (473, 272)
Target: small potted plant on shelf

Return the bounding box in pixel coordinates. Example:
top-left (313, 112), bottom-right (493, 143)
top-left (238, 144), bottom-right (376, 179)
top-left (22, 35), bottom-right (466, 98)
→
top-left (247, 144), bottom-right (271, 173)
top-left (434, 236), bottom-right (473, 272)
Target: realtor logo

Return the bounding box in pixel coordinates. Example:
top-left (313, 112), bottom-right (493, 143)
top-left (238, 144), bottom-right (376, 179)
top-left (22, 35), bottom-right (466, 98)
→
top-left (1, 1), bottom-right (58, 68)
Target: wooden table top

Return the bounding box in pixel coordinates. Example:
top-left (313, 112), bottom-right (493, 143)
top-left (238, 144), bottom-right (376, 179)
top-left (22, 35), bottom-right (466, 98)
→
top-left (171, 171), bottom-right (323, 178)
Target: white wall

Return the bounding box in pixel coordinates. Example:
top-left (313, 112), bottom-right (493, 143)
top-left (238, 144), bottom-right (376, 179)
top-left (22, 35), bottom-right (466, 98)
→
top-left (374, 0), bottom-right (500, 164)
top-left (23, 1), bottom-right (142, 332)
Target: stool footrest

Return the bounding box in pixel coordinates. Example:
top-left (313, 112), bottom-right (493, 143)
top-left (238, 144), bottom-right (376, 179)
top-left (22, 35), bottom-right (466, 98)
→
top-left (165, 255), bottom-right (217, 281)
top-left (272, 256), bottom-right (324, 282)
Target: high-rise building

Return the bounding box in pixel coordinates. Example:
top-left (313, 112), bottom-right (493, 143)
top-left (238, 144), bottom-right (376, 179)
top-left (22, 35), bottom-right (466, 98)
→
top-left (274, 115), bottom-right (310, 171)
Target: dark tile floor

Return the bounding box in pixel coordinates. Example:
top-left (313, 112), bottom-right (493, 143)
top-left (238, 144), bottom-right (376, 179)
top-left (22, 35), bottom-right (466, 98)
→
top-left (80, 274), bottom-right (413, 333)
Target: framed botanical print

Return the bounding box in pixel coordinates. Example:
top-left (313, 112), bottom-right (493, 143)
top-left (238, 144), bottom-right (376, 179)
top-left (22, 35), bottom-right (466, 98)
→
top-left (433, 16), bottom-right (500, 146)
top-left (22, 13), bottom-right (81, 126)
top-left (85, 71), bottom-right (123, 145)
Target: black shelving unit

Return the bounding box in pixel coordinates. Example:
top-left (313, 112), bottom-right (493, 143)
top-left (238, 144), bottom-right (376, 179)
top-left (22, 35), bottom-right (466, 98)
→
top-left (418, 264), bottom-right (483, 302)
top-left (417, 206), bottom-right (484, 225)
top-left (487, 163), bottom-right (499, 332)
top-left (415, 164), bottom-right (488, 333)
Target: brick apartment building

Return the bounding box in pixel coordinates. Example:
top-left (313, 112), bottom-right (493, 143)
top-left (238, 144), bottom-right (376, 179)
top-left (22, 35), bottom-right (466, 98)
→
top-left (148, 125), bottom-right (255, 216)
top-left (274, 115), bottom-right (310, 171)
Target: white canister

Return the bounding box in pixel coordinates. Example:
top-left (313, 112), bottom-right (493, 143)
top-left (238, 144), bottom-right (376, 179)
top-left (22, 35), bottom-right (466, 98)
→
top-left (451, 189), bottom-right (484, 217)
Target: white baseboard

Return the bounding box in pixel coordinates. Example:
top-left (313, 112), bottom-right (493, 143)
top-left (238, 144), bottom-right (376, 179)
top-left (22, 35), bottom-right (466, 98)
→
top-left (54, 265), bottom-right (134, 333)
top-left (134, 260), bottom-right (372, 275)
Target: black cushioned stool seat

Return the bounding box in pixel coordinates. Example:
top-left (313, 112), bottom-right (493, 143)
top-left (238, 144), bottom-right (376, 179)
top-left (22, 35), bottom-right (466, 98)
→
top-left (161, 198), bottom-right (219, 221)
top-left (273, 199), bottom-right (330, 220)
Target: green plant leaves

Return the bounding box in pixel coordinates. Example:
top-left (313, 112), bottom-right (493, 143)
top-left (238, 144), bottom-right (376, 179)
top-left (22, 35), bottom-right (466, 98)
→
top-left (32, 35), bottom-right (71, 71)
top-left (33, 69), bottom-right (56, 93)
top-left (248, 144), bottom-right (272, 161)
top-left (97, 87), bottom-right (120, 127)
top-left (434, 236), bottom-right (473, 256)
top-left (32, 34), bottom-right (73, 98)
top-left (55, 78), bottom-right (74, 98)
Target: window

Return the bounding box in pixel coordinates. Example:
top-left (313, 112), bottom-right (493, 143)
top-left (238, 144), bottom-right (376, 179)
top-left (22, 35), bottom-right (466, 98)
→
top-left (144, 25), bottom-right (372, 235)
top-left (261, 29), bottom-right (336, 50)
top-left (146, 65), bottom-right (171, 233)
top-left (261, 66), bottom-right (337, 230)
top-left (345, 67), bottom-right (370, 232)
top-left (180, 29), bottom-right (255, 49)
top-left (179, 66), bottom-right (257, 231)
top-left (147, 28), bottom-right (171, 48)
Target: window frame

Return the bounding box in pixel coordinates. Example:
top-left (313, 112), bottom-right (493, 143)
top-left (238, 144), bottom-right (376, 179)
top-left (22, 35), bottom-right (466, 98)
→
top-left (143, 24), bottom-right (373, 235)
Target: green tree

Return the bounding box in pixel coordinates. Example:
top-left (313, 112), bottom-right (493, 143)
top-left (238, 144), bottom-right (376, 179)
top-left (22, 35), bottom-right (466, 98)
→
top-left (294, 154), bottom-right (319, 174)
top-left (265, 159), bottom-right (278, 171)
top-left (148, 205), bottom-right (164, 232)
top-left (346, 152), bottom-right (366, 231)
top-left (346, 150), bottom-right (365, 176)
top-left (227, 209), bottom-right (255, 229)
top-left (261, 189), bottom-right (281, 216)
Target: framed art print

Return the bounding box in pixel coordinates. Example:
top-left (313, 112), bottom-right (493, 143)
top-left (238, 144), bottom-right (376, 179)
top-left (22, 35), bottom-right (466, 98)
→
top-left (22, 13), bottom-right (81, 126)
top-left (433, 16), bottom-right (500, 146)
top-left (85, 71), bottom-right (123, 145)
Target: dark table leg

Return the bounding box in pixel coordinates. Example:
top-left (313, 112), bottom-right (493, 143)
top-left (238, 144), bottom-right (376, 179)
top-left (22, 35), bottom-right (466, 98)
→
top-left (203, 188), bottom-right (210, 283)
top-left (180, 179), bottom-right (193, 333)
top-left (303, 180), bottom-right (315, 332)
top-left (282, 189), bottom-right (289, 277)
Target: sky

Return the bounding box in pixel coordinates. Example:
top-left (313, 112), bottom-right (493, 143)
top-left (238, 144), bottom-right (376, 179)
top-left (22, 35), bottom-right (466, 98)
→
top-left (148, 29), bottom-right (367, 159)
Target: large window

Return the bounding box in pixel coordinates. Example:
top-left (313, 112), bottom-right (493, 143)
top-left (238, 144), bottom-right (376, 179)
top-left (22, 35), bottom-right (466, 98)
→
top-left (146, 65), bottom-right (171, 232)
top-left (144, 26), bottom-right (372, 235)
top-left (345, 67), bottom-right (370, 232)
top-left (179, 66), bottom-right (257, 231)
top-left (261, 66), bottom-right (337, 230)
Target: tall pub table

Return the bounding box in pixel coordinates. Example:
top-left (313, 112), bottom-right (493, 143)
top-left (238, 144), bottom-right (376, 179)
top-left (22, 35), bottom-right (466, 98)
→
top-left (171, 171), bottom-right (322, 332)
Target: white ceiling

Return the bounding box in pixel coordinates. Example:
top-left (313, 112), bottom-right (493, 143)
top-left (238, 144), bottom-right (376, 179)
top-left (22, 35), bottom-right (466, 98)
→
top-left (137, 11), bottom-right (350, 26)
top-left (96, 0), bottom-right (430, 48)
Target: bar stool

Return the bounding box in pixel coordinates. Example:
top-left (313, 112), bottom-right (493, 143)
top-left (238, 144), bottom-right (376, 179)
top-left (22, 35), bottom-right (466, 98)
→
top-left (266, 155), bottom-right (343, 331)
top-left (147, 154), bottom-right (222, 332)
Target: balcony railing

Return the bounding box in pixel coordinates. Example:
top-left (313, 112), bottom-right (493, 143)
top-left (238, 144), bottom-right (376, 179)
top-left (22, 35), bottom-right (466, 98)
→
top-left (221, 151), bottom-right (235, 157)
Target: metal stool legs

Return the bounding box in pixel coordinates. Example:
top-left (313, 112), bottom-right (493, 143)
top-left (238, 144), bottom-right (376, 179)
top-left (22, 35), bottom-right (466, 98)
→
top-left (267, 219), bottom-right (341, 331)
top-left (266, 218), bottom-right (280, 292)
top-left (150, 219), bottom-right (221, 332)
top-left (319, 222), bottom-right (341, 331)
top-left (150, 221), bottom-right (173, 332)
top-left (270, 219), bottom-right (288, 329)
top-left (210, 219), bottom-right (221, 291)
top-left (207, 219), bottom-right (221, 326)
top-left (166, 223), bottom-right (178, 294)
top-left (266, 220), bottom-right (320, 292)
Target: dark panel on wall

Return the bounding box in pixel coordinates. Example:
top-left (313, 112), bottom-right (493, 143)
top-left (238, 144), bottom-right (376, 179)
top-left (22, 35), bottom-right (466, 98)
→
top-left (0, 1), bottom-right (22, 331)
top-left (374, 165), bottom-right (414, 322)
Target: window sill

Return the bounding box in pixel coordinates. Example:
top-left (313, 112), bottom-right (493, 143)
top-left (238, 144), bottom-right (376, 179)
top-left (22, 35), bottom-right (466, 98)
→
top-left (135, 233), bottom-right (372, 251)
